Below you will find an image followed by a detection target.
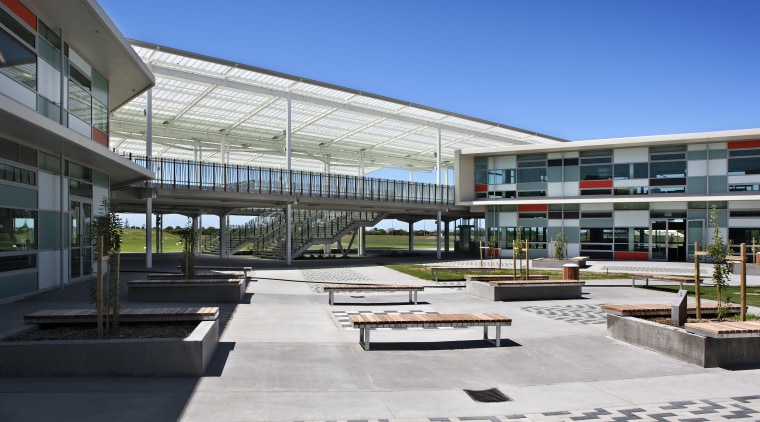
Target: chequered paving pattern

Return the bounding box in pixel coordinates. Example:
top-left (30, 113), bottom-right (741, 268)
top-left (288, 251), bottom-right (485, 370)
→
top-left (521, 303), bottom-right (606, 325)
top-left (297, 395), bottom-right (760, 421)
top-left (303, 268), bottom-right (371, 282)
top-left (331, 309), bottom-right (453, 331)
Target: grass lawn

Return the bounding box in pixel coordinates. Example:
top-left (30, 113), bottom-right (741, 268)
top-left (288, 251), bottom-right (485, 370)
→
top-left (120, 228), bottom-right (184, 253)
top-left (384, 263), bottom-right (631, 282)
top-left (645, 284), bottom-right (760, 308)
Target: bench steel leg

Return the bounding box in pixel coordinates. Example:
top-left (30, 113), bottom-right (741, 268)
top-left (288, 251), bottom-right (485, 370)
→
top-left (409, 291), bottom-right (418, 304)
top-left (359, 326), bottom-right (370, 351)
top-left (483, 325), bottom-right (502, 347)
top-left (328, 291), bottom-right (334, 305)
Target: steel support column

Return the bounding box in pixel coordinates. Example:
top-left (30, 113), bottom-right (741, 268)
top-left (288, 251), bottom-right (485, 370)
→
top-left (146, 89), bottom-right (153, 269)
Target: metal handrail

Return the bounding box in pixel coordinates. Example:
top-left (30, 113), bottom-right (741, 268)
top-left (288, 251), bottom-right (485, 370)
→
top-left (122, 154), bottom-right (454, 205)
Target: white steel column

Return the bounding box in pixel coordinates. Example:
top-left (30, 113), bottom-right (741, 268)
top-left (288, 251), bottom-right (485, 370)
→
top-left (146, 89), bottom-right (153, 269)
top-left (436, 211), bottom-right (442, 260)
top-left (192, 215), bottom-right (200, 255)
top-left (59, 153), bottom-right (65, 288)
top-left (324, 158), bottom-right (331, 255)
top-left (286, 93), bottom-right (293, 265)
top-left (219, 213), bottom-right (228, 258)
top-left (358, 152), bottom-right (365, 257)
top-left (437, 128), bottom-right (442, 185)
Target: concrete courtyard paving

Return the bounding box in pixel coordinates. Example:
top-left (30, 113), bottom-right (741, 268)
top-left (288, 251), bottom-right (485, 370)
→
top-left (2, 253), bottom-right (760, 421)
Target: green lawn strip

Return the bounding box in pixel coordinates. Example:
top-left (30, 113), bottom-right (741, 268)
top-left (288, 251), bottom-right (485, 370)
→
top-left (120, 228), bottom-right (184, 253)
top-left (384, 263), bottom-right (630, 282)
top-left (645, 284), bottom-right (760, 308)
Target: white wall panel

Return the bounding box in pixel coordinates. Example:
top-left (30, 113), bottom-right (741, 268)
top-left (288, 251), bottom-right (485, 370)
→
top-left (687, 160), bottom-right (708, 177)
top-left (547, 182), bottom-right (564, 197)
top-left (493, 156), bottom-right (516, 168)
top-left (728, 175), bottom-right (760, 184)
top-left (0, 73), bottom-right (36, 109)
top-left (563, 181), bottom-right (579, 197)
top-left (92, 186), bottom-right (109, 215)
top-left (68, 115), bottom-right (90, 138)
top-left (651, 201), bottom-right (687, 210)
top-left (613, 179), bottom-right (648, 188)
top-left (38, 172), bottom-right (60, 211)
top-left (614, 147), bottom-right (648, 163)
top-left (730, 218), bottom-right (760, 227)
top-left (614, 210), bottom-right (649, 227)
top-left (580, 203), bottom-right (613, 211)
top-left (499, 212), bottom-right (517, 227)
top-left (708, 159), bottom-right (727, 176)
top-left (37, 58), bottom-right (61, 102)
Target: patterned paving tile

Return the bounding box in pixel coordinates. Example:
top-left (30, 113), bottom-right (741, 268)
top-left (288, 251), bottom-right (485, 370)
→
top-left (303, 268), bottom-right (371, 283)
top-left (331, 309), bottom-right (452, 331)
top-left (298, 395), bottom-right (760, 421)
top-left (521, 303), bottom-right (606, 325)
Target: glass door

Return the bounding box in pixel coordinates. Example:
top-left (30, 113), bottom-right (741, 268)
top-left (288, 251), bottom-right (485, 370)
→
top-left (650, 219), bottom-right (687, 261)
top-left (650, 220), bottom-right (668, 261)
top-left (70, 200), bottom-right (92, 280)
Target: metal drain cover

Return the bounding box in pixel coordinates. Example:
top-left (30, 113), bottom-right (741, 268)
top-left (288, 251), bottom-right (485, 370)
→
top-left (463, 387), bottom-right (512, 403)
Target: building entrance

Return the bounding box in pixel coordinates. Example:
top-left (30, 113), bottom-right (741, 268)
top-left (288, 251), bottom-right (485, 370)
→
top-left (650, 219), bottom-right (686, 261)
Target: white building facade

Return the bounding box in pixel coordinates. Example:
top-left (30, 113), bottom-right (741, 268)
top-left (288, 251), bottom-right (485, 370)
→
top-left (0, 0), bottom-right (153, 302)
top-left (456, 129), bottom-right (760, 262)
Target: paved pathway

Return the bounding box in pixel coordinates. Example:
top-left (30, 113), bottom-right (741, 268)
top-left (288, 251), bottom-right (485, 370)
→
top-left (2, 254), bottom-right (760, 421)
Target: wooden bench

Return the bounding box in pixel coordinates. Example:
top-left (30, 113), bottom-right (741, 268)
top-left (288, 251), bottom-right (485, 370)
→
top-left (176, 265), bottom-right (253, 279)
top-left (428, 266), bottom-right (495, 282)
top-left (322, 284), bottom-right (425, 305)
top-left (630, 272), bottom-right (711, 287)
top-left (348, 312), bottom-right (512, 350)
top-left (601, 303), bottom-right (738, 317)
top-left (24, 306), bottom-right (219, 325)
top-left (685, 321), bottom-right (760, 338)
top-left (464, 274), bottom-right (549, 282)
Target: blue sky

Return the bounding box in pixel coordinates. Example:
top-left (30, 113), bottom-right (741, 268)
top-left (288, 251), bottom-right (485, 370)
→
top-left (100, 0), bottom-right (760, 229)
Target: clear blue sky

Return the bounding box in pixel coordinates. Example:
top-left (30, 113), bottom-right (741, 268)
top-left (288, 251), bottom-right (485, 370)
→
top-left (100, 0), bottom-right (760, 229)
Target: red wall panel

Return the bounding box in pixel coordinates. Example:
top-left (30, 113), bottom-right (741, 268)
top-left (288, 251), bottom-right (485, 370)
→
top-left (1, 0), bottom-right (36, 30)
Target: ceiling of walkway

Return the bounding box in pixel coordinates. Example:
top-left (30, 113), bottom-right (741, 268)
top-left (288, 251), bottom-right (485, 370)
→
top-left (109, 41), bottom-right (566, 177)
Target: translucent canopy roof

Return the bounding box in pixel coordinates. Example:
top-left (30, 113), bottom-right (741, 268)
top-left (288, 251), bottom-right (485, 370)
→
top-left (110, 41), bottom-right (566, 176)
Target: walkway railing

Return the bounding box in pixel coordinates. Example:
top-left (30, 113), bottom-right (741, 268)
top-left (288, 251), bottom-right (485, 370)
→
top-left (123, 154), bottom-right (455, 205)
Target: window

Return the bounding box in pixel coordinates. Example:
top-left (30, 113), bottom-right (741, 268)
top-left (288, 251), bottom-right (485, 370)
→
top-left (0, 27), bottom-right (36, 90)
top-left (614, 163), bottom-right (648, 179)
top-left (0, 208), bottom-right (36, 252)
top-left (0, 161), bottom-right (36, 185)
top-left (728, 148), bottom-right (760, 176)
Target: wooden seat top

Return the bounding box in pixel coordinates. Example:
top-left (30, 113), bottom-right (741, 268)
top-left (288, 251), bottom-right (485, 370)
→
top-left (322, 284), bottom-right (424, 291)
top-left (465, 274), bottom-right (550, 281)
top-left (602, 303), bottom-right (729, 316)
top-left (488, 280), bottom-right (584, 286)
top-left (24, 307), bottom-right (219, 323)
top-left (685, 320), bottom-right (760, 336)
top-left (349, 312), bottom-right (511, 326)
top-left (630, 273), bottom-right (708, 282)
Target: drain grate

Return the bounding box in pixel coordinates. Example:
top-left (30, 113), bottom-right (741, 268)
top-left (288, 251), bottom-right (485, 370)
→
top-left (463, 387), bottom-right (512, 403)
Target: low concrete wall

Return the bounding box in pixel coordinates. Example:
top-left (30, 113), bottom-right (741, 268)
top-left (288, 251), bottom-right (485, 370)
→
top-left (607, 314), bottom-right (760, 368)
top-left (466, 280), bottom-right (583, 301)
top-left (0, 320), bottom-right (219, 376)
top-left (128, 279), bottom-right (245, 303)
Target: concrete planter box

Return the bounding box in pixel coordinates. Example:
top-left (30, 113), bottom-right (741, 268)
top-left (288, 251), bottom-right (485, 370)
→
top-left (0, 320), bottom-right (219, 376)
top-left (128, 278), bottom-right (245, 303)
top-left (607, 314), bottom-right (760, 367)
top-left (466, 280), bottom-right (584, 301)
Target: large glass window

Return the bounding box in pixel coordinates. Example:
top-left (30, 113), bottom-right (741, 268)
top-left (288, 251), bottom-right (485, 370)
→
top-left (0, 27), bottom-right (36, 90)
top-left (728, 148), bottom-right (760, 176)
top-left (0, 208), bottom-right (36, 251)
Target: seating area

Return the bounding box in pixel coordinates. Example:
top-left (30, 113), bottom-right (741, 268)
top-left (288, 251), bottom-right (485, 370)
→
top-left (464, 274), bottom-right (549, 282)
top-left (321, 284), bottom-right (425, 305)
top-left (685, 320), bottom-right (760, 337)
top-left (601, 303), bottom-right (737, 317)
top-left (630, 272), bottom-right (711, 287)
top-left (348, 312), bottom-right (512, 350)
